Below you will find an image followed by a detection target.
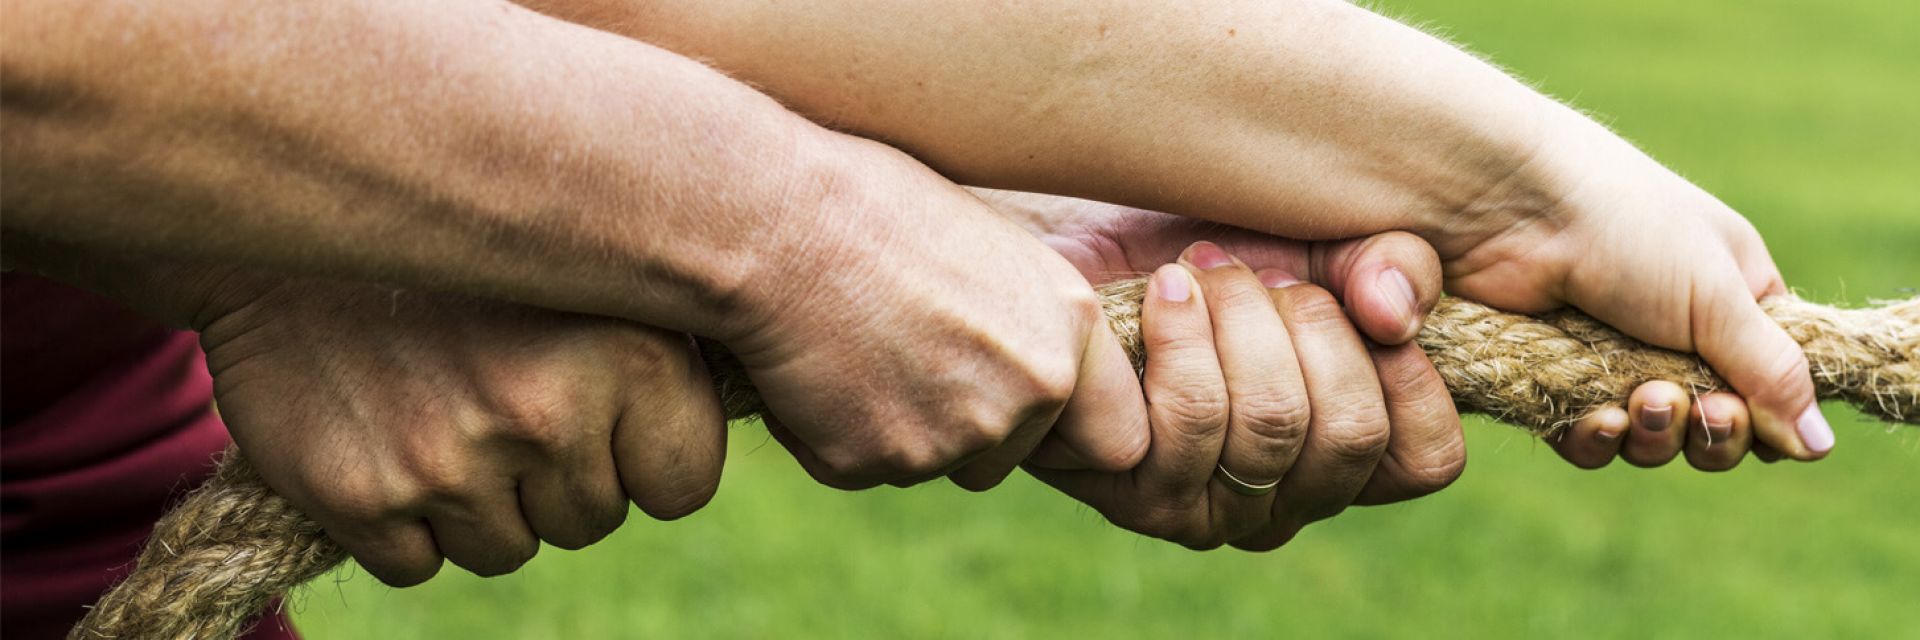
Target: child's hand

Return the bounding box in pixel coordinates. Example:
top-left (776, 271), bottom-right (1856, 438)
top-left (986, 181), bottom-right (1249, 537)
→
top-left (988, 189), bottom-right (1771, 472)
top-left (1435, 113), bottom-right (1828, 462)
top-left (1552, 385), bottom-right (1760, 471)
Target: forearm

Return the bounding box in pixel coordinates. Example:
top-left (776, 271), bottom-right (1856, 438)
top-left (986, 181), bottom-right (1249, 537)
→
top-left (2, 0), bottom-right (855, 338)
top-left (526, 0), bottom-right (1600, 254)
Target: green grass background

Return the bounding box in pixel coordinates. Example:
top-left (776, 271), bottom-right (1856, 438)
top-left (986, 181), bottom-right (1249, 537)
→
top-left (292, 1), bottom-right (1919, 637)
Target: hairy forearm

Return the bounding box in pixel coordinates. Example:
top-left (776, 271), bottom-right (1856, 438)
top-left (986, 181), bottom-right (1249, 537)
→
top-left (525, 0), bottom-right (1599, 255)
top-left (2, 0), bottom-right (855, 337)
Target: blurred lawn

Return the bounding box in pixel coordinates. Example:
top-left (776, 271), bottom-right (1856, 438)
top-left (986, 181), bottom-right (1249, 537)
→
top-left (293, 1), bottom-right (1919, 637)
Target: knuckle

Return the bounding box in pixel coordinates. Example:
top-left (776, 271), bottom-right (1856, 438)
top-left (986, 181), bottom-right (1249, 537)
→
top-left (811, 449), bottom-right (871, 485)
top-left (1278, 286), bottom-right (1346, 328)
top-left (400, 443), bottom-right (471, 499)
top-left (876, 433), bottom-right (948, 477)
top-left (1316, 408), bottom-right (1392, 465)
top-left (488, 383), bottom-right (573, 450)
top-left (1149, 331), bottom-right (1218, 361)
top-left (1207, 277), bottom-right (1273, 312)
top-left (1234, 390), bottom-right (1312, 447)
top-left (313, 471), bottom-right (400, 523)
top-left (1383, 406), bottom-right (1466, 494)
top-left (1152, 380), bottom-right (1230, 433)
top-left (1020, 354), bottom-right (1081, 410)
top-left (1062, 285), bottom-right (1106, 324)
top-left (1394, 435), bottom-right (1468, 495)
top-left (816, 434), bottom-right (945, 485)
top-left (619, 330), bottom-right (683, 373)
top-left (1313, 417), bottom-right (1390, 467)
top-left (1375, 346), bottom-right (1447, 403)
top-left (1756, 347), bottom-right (1815, 403)
top-left (955, 410), bottom-right (1021, 455)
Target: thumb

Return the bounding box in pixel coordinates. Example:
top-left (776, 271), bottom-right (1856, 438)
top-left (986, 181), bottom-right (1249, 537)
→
top-left (1307, 231), bottom-right (1444, 345)
top-left (1032, 318), bottom-right (1151, 472)
top-left (1694, 275), bottom-right (1831, 460)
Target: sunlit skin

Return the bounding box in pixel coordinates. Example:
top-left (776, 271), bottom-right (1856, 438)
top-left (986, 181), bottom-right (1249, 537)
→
top-left (2, 0), bottom-right (1806, 584)
top-left (526, 0), bottom-right (1820, 459)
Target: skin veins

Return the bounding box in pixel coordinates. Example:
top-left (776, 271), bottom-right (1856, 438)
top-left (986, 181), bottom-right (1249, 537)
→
top-left (1, 0), bottom-right (847, 339)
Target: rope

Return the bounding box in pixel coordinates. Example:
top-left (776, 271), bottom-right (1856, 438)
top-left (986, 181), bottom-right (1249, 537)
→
top-left (73, 282), bottom-right (1919, 639)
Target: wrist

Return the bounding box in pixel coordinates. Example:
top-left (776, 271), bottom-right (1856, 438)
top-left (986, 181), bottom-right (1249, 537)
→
top-left (1414, 96), bottom-right (1620, 259)
top-left (699, 132), bottom-right (899, 351)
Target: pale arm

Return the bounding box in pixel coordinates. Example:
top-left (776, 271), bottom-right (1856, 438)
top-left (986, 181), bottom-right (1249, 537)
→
top-left (527, 0), bottom-right (1831, 455)
top-left (521, 0), bottom-right (1571, 252)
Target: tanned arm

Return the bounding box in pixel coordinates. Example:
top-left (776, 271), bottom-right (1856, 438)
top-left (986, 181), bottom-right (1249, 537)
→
top-left (3, 0), bottom-right (842, 339)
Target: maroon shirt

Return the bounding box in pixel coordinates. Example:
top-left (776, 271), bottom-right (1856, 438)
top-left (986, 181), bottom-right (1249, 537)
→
top-left (3, 273), bottom-right (296, 639)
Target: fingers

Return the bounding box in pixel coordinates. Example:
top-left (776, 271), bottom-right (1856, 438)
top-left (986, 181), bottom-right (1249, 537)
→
top-left (1684, 391), bottom-right (1752, 471)
top-left (1351, 340), bottom-right (1464, 505)
top-left (517, 329), bottom-right (725, 554)
top-left (1620, 381), bottom-right (1691, 467)
top-left (1628, 381), bottom-right (1688, 441)
top-left (1179, 245), bottom-right (1310, 542)
top-left (1710, 209), bottom-right (1790, 298)
top-left (1045, 301), bottom-right (1154, 473)
top-left (425, 486), bottom-right (541, 578)
top-left (1234, 282), bottom-right (1390, 552)
top-left (1552, 407), bottom-right (1630, 469)
top-left (611, 331), bottom-right (728, 519)
top-left (391, 419), bottom-right (541, 578)
top-left (1690, 268), bottom-right (1831, 460)
top-left (518, 454), bottom-right (628, 550)
top-left (1131, 261), bottom-right (1231, 503)
top-left (1023, 261), bottom-right (1226, 543)
top-left (324, 518), bottom-right (444, 587)
top-left (948, 412), bottom-right (1056, 490)
top-left (1551, 382), bottom-right (1760, 471)
top-left (1307, 231), bottom-right (1444, 345)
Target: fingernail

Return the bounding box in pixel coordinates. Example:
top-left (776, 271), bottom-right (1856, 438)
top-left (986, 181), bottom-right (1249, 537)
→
top-left (1377, 268), bottom-right (1417, 333)
top-left (1257, 268), bottom-right (1299, 289)
top-left (1155, 265), bottom-right (1192, 302)
top-left (1702, 407), bottom-right (1732, 447)
top-left (1184, 241), bottom-right (1234, 270)
top-left (1640, 403), bottom-right (1673, 432)
top-left (1705, 421), bottom-right (1732, 448)
top-left (1595, 426), bottom-right (1623, 442)
top-left (1796, 406), bottom-right (1834, 454)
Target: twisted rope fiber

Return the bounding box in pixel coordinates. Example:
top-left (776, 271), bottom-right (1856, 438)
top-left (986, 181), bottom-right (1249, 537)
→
top-left (75, 281), bottom-right (1919, 639)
